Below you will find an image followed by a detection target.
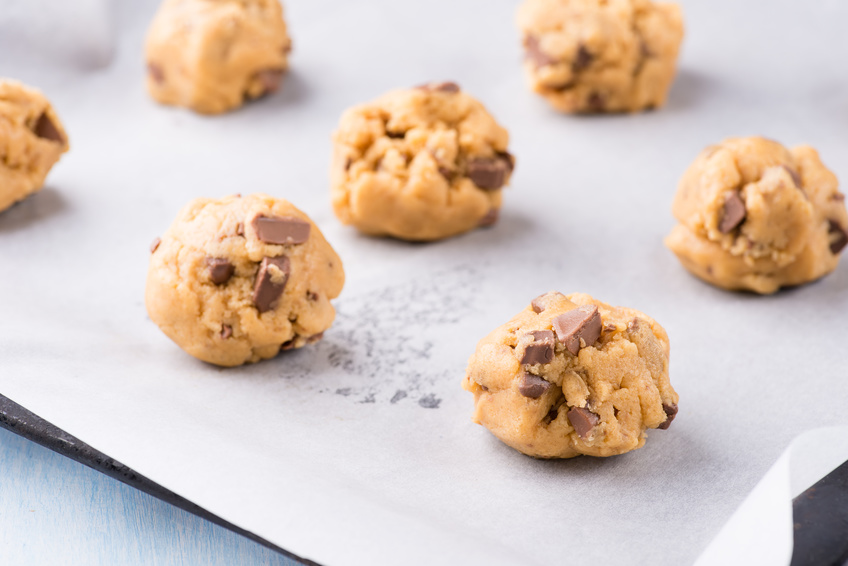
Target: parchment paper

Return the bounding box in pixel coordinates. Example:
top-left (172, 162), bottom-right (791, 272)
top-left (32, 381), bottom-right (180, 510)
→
top-left (2, 1), bottom-right (848, 565)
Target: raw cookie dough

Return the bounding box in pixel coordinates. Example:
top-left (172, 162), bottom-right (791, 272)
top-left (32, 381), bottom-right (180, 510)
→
top-left (665, 137), bottom-right (848, 294)
top-left (463, 292), bottom-right (677, 459)
top-left (145, 0), bottom-right (291, 115)
top-left (0, 79), bottom-right (69, 212)
top-left (146, 194), bottom-right (344, 367)
top-left (330, 82), bottom-right (515, 241)
top-left (516, 0), bottom-right (684, 113)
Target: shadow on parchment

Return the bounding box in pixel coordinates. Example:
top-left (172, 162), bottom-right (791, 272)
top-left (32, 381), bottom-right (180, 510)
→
top-left (0, 187), bottom-right (67, 234)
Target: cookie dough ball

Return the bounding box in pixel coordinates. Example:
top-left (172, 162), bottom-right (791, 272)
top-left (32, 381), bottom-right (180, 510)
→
top-left (463, 292), bottom-right (677, 459)
top-left (146, 194), bottom-right (344, 367)
top-left (0, 79), bottom-right (69, 212)
top-left (145, 0), bottom-right (291, 115)
top-left (665, 137), bottom-right (848, 294)
top-left (517, 0), bottom-right (683, 113)
top-left (330, 82), bottom-right (515, 241)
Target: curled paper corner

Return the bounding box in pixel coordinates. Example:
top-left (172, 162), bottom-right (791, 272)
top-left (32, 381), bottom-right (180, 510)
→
top-left (694, 426), bottom-right (848, 566)
top-left (0, 0), bottom-right (115, 71)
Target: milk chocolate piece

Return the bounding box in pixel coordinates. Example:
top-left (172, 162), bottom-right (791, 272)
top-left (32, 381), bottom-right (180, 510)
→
top-left (553, 305), bottom-right (602, 355)
top-left (256, 69), bottom-right (284, 94)
top-left (431, 81), bottom-right (460, 93)
top-left (150, 237), bottom-right (161, 254)
top-left (567, 407), bottom-right (599, 439)
top-left (719, 192), bottom-right (746, 233)
top-left (220, 324), bottom-right (233, 340)
top-left (521, 330), bottom-right (555, 365)
top-left (587, 92), bottom-right (605, 112)
top-left (518, 372), bottom-right (551, 399)
top-left (206, 257), bottom-right (235, 285)
top-left (34, 112), bottom-right (63, 143)
top-left (478, 208), bottom-right (499, 227)
top-left (531, 292), bottom-right (565, 314)
top-left (467, 157), bottom-right (512, 190)
top-left (524, 35), bottom-right (557, 68)
top-left (253, 256), bottom-right (290, 313)
top-left (573, 45), bottom-right (593, 71)
top-left (147, 62), bottom-right (164, 83)
top-left (251, 215), bottom-right (310, 245)
top-left (307, 332), bottom-right (324, 344)
top-left (782, 165), bottom-right (802, 188)
top-left (828, 220), bottom-right (848, 255)
top-left (657, 402), bottom-right (678, 430)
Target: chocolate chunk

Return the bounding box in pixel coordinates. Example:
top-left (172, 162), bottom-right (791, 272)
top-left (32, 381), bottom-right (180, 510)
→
top-left (587, 92), bottom-right (605, 112)
top-left (147, 62), bottom-right (164, 83)
top-left (386, 130), bottom-right (405, 139)
top-left (518, 372), bottom-right (551, 399)
top-left (438, 165), bottom-right (455, 181)
top-left (428, 81), bottom-right (460, 93)
top-left (832, 193), bottom-right (846, 202)
top-left (782, 165), bottom-right (802, 188)
top-left (572, 44), bottom-right (593, 72)
top-left (252, 256), bottom-right (291, 313)
top-left (603, 322), bottom-right (617, 334)
top-left (206, 257), bottom-right (235, 285)
top-left (150, 237), bottom-right (161, 254)
top-left (553, 305), bottom-right (602, 355)
top-left (306, 291), bottom-right (319, 301)
top-left (220, 324), bottom-right (233, 340)
top-left (307, 332), bottom-right (324, 344)
top-left (256, 69), bottom-right (284, 94)
top-left (251, 215), bottom-right (310, 245)
top-left (567, 407), bottom-right (600, 439)
top-left (828, 220), bottom-right (848, 255)
top-left (280, 338), bottom-right (296, 351)
top-left (478, 208), bottom-right (499, 228)
top-left (521, 330), bottom-right (555, 365)
top-left (531, 291), bottom-right (565, 314)
top-left (524, 35), bottom-right (557, 68)
top-left (718, 191), bottom-right (746, 233)
top-left (657, 403), bottom-right (678, 430)
top-left (34, 112), bottom-right (63, 143)
top-left (467, 157), bottom-right (512, 190)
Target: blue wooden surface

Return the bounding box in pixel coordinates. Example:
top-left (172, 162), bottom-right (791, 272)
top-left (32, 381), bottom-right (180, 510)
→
top-left (0, 427), bottom-right (301, 566)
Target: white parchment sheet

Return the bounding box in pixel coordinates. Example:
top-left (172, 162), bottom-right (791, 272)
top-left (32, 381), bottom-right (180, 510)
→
top-left (2, 1), bottom-right (848, 564)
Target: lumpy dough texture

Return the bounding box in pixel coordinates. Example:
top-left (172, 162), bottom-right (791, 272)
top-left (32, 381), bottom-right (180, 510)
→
top-left (0, 79), bottom-right (69, 212)
top-left (330, 82), bottom-right (515, 241)
top-left (665, 137), bottom-right (848, 294)
top-left (145, 194), bottom-right (344, 367)
top-left (463, 292), bottom-right (677, 459)
top-left (517, 0), bottom-right (683, 113)
top-left (145, 0), bottom-right (291, 115)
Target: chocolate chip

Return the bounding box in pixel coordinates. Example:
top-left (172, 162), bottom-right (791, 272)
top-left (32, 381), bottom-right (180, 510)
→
top-left (524, 35), bottom-right (557, 68)
top-left (256, 69), bottom-right (284, 94)
top-left (567, 407), bottom-right (599, 439)
top-left (150, 237), bottom-right (161, 254)
top-left (253, 256), bottom-right (291, 313)
top-left (521, 330), bottom-right (555, 365)
top-left (828, 220), bottom-right (848, 255)
top-left (531, 291), bottom-right (564, 314)
top-left (518, 372), bottom-right (551, 399)
top-left (587, 92), bottom-right (605, 112)
top-left (251, 215), bottom-right (310, 245)
top-left (478, 208), bottom-right (499, 227)
top-left (147, 62), bottom-right (164, 83)
top-left (206, 257), bottom-right (235, 285)
top-left (467, 157), bottom-right (512, 190)
top-left (553, 305), bottom-right (602, 355)
top-left (718, 192), bottom-right (746, 233)
top-left (220, 324), bottom-right (233, 340)
top-left (657, 403), bottom-right (678, 430)
top-left (782, 165), bottom-right (802, 188)
top-left (572, 44), bottom-right (593, 72)
top-left (419, 81), bottom-right (461, 93)
top-left (34, 112), bottom-right (63, 143)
